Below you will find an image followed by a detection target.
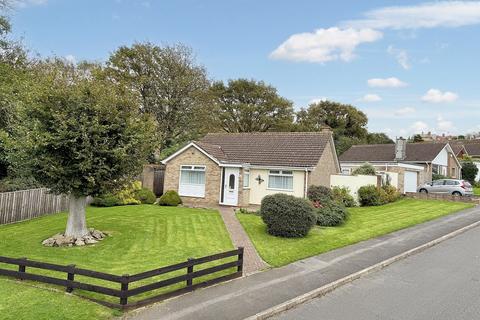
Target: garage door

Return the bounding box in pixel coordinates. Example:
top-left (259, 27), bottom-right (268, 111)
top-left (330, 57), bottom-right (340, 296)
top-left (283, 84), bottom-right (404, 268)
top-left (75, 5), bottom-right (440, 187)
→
top-left (404, 171), bottom-right (418, 193)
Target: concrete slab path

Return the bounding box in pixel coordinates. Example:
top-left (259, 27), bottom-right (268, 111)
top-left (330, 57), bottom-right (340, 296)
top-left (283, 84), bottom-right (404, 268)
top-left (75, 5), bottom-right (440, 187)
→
top-left (125, 206), bottom-right (480, 320)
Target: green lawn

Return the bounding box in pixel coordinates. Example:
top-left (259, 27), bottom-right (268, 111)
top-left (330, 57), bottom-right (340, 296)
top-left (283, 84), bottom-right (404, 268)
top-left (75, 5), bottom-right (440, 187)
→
top-left (474, 187), bottom-right (480, 196)
top-left (0, 205), bottom-right (233, 319)
top-left (238, 199), bottom-right (474, 267)
top-left (0, 278), bottom-right (117, 320)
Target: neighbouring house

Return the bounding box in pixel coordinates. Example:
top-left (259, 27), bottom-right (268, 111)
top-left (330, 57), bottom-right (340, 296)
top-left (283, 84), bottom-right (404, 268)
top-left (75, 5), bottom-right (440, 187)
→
top-left (339, 138), bottom-right (463, 193)
top-left (161, 131), bottom-right (340, 207)
top-left (452, 141), bottom-right (480, 182)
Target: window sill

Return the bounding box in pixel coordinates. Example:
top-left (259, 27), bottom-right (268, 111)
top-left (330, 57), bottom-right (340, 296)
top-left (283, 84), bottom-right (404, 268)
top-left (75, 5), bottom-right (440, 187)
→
top-left (266, 188), bottom-right (294, 192)
top-left (179, 194), bottom-right (205, 199)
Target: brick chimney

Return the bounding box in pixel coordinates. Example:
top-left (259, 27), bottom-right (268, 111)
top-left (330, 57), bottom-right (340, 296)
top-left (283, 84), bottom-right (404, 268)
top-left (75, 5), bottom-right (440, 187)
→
top-left (395, 137), bottom-right (407, 161)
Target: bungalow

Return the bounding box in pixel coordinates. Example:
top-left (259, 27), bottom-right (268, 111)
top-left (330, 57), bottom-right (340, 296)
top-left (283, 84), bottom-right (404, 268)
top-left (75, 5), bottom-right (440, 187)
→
top-left (161, 131), bottom-right (340, 207)
top-left (339, 138), bottom-right (463, 193)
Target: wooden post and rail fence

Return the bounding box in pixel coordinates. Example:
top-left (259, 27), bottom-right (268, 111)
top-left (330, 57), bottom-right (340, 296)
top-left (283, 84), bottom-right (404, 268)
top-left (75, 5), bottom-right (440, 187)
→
top-left (0, 247), bottom-right (244, 309)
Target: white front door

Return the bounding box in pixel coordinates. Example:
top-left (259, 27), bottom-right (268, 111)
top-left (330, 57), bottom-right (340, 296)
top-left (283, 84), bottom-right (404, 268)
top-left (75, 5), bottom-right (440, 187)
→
top-left (222, 168), bottom-right (239, 206)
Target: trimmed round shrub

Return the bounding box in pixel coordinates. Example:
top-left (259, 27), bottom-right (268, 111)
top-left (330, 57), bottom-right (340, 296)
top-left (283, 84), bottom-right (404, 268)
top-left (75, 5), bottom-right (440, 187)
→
top-left (307, 185), bottom-right (333, 203)
top-left (381, 185), bottom-right (400, 203)
top-left (358, 185), bottom-right (384, 206)
top-left (315, 199), bottom-right (348, 227)
top-left (332, 186), bottom-right (356, 207)
top-left (261, 193), bottom-right (316, 238)
top-left (134, 188), bottom-right (157, 204)
top-left (91, 194), bottom-right (121, 207)
top-left (158, 190), bottom-right (182, 206)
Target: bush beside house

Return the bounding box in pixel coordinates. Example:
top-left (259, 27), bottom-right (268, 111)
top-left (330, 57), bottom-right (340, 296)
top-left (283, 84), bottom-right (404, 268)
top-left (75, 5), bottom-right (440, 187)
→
top-left (314, 199), bottom-right (349, 227)
top-left (260, 194), bottom-right (316, 238)
top-left (332, 186), bottom-right (356, 207)
top-left (92, 182), bottom-right (156, 207)
top-left (358, 185), bottom-right (400, 207)
top-left (158, 190), bottom-right (183, 206)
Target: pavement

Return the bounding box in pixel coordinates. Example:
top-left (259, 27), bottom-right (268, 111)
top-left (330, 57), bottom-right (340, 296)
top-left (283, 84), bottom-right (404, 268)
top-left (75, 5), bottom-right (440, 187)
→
top-left (273, 223), bottom-right (480, 320)
top-left (125, 206), bottom-right (480, 320)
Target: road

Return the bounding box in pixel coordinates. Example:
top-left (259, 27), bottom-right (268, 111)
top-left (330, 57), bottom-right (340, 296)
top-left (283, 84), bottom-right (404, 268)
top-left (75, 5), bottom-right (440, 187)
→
top-left (273, 225), bottom-right (480, 320)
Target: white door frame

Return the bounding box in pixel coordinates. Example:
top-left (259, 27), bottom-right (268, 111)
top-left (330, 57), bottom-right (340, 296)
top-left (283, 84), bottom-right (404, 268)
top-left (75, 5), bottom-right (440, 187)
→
top-left (220, 167), bottom-right (239, 206)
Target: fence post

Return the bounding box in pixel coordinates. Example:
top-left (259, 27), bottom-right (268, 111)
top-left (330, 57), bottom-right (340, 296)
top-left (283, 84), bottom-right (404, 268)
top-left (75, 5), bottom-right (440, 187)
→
top-left (18, 257), bottom-right (27, 280)
top-left (186, 258), bottom-right (194, 287)
top-left (66, 264), bottom-right (75, 293)
top-left (120, 274), bottom-right (129, 306)
top-left (237, 247), bottom-right (244, 274)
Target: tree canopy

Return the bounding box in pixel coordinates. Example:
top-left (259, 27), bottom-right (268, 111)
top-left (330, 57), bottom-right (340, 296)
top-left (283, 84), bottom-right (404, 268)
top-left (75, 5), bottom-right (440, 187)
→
top-left (295, 100), bottom-right (373, 154)
top-left (210, 79), bottom-right (294, 133)
top-left (106, 43), bottom-right (211, 155)
top-left (15, 60), bottom-right (156, 197)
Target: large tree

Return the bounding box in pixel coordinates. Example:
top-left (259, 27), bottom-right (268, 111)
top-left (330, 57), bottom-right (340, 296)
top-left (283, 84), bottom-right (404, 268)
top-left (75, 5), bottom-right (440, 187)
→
top-left (15, 60), bottom-right (156, 237)
top-left (0, 3), bottom-right (29, 181)
top-left (210, 79), bottom-right (294, 132)
top-left (106, 43), bottom-right (210, 155)
top-left (295, 100), bottom-right (369, 154)
top-left (366, 132), bottom-right (394, 144)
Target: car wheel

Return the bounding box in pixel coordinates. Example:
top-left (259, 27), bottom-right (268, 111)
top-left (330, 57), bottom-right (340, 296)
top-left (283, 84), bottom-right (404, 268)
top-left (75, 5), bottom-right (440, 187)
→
top-left (419, 189), bottom-right (428, 194)
top-left (452, 191), bottom-right (462, 196)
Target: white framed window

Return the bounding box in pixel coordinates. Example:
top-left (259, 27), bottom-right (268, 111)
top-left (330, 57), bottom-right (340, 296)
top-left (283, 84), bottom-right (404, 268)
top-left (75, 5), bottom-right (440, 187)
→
top-left (243, 169), bottom-right (250, 188)
top-left (268, 170), bottom-right (293, 191)
top-left (179, 165), bottom-right (206, 197)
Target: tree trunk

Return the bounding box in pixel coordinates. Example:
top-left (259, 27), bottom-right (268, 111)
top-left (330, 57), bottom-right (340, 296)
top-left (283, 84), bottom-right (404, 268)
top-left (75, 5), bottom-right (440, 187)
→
top-left (65, 195), bottom-right (88, 238)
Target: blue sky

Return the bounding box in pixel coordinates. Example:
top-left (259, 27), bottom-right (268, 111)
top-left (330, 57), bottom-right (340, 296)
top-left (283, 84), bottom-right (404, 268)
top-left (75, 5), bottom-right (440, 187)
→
top-left (7, 0), bottom-right (480, 138)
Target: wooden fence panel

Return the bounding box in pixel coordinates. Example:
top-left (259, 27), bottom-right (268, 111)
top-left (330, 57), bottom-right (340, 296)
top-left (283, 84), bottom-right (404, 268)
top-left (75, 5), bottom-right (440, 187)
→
top-left (0, 188), bottom-right (69, 225)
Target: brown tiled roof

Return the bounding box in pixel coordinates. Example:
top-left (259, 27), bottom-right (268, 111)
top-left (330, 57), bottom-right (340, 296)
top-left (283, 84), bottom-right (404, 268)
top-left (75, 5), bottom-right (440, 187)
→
top-left (194, 141), bottom-right (229, 162)
top-left (195, 132), bottom-right (333, 168)
top-left (464, 144), bottom-right (480, 156)
top-left (451, 144), bottom-right (466, 156)
top-left (339, 143), bottom-right (447, 163)
top-left (450, 140), bottom-right (480, 156)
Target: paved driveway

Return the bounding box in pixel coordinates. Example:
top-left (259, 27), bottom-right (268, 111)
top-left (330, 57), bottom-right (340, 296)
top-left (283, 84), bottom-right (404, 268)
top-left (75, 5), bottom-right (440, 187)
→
top-left (274, 225), bottom-right (480, 320)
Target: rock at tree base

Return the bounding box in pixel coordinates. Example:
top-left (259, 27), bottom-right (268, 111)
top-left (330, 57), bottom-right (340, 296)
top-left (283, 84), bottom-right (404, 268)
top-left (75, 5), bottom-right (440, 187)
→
top-left (42, 228), bottom-right (107, 247)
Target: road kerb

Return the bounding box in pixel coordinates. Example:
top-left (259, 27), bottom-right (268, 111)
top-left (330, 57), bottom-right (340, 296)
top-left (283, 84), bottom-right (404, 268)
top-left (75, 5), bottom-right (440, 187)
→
top-left (244, 219), bottom-right (480, 320)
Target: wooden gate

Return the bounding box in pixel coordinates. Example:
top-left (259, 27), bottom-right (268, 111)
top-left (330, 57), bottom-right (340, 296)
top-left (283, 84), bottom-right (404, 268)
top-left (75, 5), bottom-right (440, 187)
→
top-left (153, 168), bottom-right (165, 196)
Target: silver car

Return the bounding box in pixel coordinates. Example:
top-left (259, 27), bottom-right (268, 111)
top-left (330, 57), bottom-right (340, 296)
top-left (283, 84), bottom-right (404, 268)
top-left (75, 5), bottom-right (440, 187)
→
top-left (417, 179), bottom-right (473, 196)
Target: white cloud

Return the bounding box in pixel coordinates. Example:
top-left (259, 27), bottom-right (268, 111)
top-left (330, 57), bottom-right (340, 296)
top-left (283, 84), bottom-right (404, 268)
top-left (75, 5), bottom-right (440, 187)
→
top-left (64, 55), bottom-right (76, 64)
top-left (436, 115), bottom-right (455, 132)
top-left (359, 94), bottom-right (382, 102)
top-left (309, 97), bottom-right (328, 104)
top-left (343, 1), bottom-right (480, 30)
top-left (410, 121), bottom-right (429, 133)
top-left (12, 0), bottom-right (47, 8)
top-left (421, 89), bottom-right (458, 103)
top-left (394, 107), bottom-right (416, 116)
top-left (387, 45), bottom-right (410, 69)
top-left (270, 27), bottom-right (382, 63)
top-left (367, 77), bottom-right (407, 88)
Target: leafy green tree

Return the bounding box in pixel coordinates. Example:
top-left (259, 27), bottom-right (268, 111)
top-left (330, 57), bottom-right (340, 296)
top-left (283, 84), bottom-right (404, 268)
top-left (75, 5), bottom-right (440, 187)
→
top-left (14, 60), bottom-right (156, 237)
top-left (106, 43), bottom-right (210, 155)
top-left (0, 3), bottom-right (29, 181)
top-left (210, 79), bottom-right (294, 132)
top-left (295, 101), bottom-right (368, 138)
top-left (461, 161), bottom-right (478, 184)
top-left (295, 100), bottom-right (369, 154)
top-left (412, 134), bottom-right (424, 143)
top-left (366, 133), bottom-right (393, 144)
